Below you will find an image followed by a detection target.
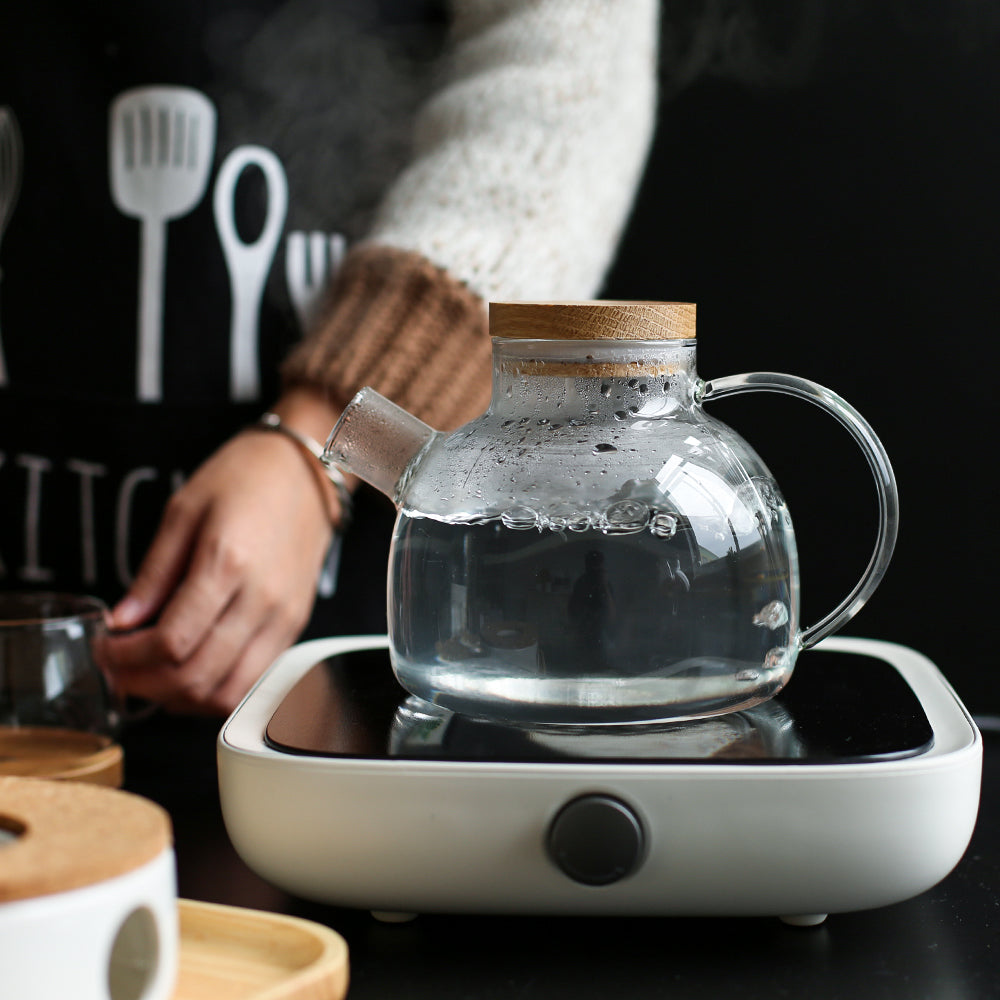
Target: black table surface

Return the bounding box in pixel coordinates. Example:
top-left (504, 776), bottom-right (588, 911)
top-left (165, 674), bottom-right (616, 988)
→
top-left (122, 711), bottom-right (1000, 1000)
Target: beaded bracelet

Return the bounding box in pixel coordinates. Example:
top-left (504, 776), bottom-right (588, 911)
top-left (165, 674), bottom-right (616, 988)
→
top-left (253, 412), bottom-right (354, 531)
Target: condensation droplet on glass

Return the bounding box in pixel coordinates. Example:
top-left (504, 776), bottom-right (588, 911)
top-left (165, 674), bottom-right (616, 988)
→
top-left (764, 646), bottom-right (791, 670)
top-left (547, 502), bottom-right (578, 530)
top-left (605, 499), bottom-right (649, 533)
top-left (650, 513), bottom-right (678, 539)
top-left (614, 411), bottom-right (628, 420)
top-left (753, 601), bottom-right (790, 630)
top-left (754, 476), bottom-right (784, 513)
top-left (593, 442), bottom-right (617, 454)
top-left (501, 505), bottom-right (540, 530)
top-left (600, 383), bottom-right (611, 397)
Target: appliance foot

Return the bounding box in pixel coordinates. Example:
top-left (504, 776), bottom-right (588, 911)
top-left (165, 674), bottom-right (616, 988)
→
top-left (371, 911), bottom-right (418, 923)
top-left (780, 913), bottom-right (828, 927)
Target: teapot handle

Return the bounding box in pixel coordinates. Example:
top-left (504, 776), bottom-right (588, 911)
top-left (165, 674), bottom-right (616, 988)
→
top-left (701, 372), bottom-right (899, 650)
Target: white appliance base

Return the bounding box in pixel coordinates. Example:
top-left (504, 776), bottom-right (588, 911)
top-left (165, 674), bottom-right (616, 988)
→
top-left (218, 636), bottom-right (981, 923)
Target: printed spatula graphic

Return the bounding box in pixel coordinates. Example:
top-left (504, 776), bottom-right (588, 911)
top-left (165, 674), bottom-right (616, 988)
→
top-left (0, 106), bottom-right (23, 388)
top-left (109, 87), bottom-right (217, 401)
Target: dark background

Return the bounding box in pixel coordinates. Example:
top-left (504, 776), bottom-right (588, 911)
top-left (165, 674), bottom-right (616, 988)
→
top-left (116, 8), bottom-right (999, 994)
top-left (606, 0), bottom-right (1000, 714)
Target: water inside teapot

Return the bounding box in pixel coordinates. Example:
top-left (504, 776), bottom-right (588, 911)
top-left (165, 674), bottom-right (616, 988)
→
top-left (390, 492), bottom-right (798, 724)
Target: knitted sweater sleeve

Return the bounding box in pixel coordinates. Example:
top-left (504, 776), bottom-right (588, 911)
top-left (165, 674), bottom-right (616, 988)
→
top-left (282, 0), bottom-right (660, 431)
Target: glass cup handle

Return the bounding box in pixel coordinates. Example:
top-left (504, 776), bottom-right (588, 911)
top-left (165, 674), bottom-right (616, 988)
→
top-left (701, 372), bottom-right (899, 650)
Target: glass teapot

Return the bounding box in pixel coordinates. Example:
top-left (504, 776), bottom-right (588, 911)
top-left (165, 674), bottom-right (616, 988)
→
top-left (323, 302), bottom-right (897, 725)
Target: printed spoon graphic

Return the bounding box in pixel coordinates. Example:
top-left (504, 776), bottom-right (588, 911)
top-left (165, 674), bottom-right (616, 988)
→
top-left (213, 145), bottom-right (288, 402)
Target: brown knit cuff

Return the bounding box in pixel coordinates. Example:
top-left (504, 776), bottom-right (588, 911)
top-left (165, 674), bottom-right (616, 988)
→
top-left (281, 244), bottom-right (492, 431)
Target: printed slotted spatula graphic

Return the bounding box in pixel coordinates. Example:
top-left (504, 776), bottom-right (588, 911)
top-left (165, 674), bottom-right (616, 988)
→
top-left (109, 87), bottom-right (217, 402)
top-left (0, 106), bottom-right (23, 388)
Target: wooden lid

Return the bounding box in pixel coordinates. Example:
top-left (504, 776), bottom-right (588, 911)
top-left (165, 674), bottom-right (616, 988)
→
top-left (490, 301), bottom-right (696, 341)
top-left (0, 726), bottom-right (123, 787)
top-left (0, 775), bottom-right (172, 902)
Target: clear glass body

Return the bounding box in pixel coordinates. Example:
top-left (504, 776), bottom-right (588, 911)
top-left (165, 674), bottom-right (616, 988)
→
top-left (0, 592), bottom-right (117, 733)
top-left (388, 339), bottom-right (800, 724)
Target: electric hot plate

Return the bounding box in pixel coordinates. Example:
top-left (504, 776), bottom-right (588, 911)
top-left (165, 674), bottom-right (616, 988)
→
top-left (217, 636), bottom-right (981, 925)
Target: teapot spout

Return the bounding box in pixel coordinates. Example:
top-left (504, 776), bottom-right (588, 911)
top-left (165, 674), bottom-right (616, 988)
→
top-left (322, 387), bottom-right (437, 503)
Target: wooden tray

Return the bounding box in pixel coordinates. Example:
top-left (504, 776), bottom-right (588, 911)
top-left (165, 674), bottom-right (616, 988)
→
top-left (175, 899), bottom-right (349, 1000)
top-left (0, 726), bottom-right (123, 786)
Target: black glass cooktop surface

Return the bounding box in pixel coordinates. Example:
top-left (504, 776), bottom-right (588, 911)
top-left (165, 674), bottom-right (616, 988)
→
top-left (264, 647), bottom-right (935, 765)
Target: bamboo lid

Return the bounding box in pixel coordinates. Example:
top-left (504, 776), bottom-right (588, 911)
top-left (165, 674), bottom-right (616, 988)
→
top-left (0, 775), bottom-right (172, 902)
top-left (489, 301), bottom-right (697, 341)
top-left (0, 726), bottom-right (123, 787)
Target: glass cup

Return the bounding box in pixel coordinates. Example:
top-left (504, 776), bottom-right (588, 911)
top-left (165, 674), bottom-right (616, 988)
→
top-left (0, 592), bottom-right (119, 735)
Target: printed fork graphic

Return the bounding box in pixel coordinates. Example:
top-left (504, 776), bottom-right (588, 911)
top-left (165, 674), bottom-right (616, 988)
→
top-left (286, 230), bottom-right (346, 335)
top-left (109, 87), bottom-right (217, 402)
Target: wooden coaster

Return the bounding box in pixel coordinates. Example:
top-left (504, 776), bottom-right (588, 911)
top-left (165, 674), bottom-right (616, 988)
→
top-left (174, 899), bottom-right (350, 1000)
top-left (0, 726), bottom-right (123, 786)
top-left (0, 775), bottom-right (172, 903)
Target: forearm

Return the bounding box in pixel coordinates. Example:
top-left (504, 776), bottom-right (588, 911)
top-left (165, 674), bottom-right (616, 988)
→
top-left (280, 0), bottom-right (659, 431)
top-left (368, 0), bottom-right (660, 302)
top-left (280, 245), bottom-right (490, 432)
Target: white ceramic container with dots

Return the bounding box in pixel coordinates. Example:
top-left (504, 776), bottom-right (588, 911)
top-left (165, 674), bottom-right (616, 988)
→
top-left (0, 776), bottom-right (178, 1000)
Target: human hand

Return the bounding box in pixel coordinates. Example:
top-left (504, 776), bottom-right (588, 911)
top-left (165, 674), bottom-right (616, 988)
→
top-left (101, 419), bottom-right (341, 715)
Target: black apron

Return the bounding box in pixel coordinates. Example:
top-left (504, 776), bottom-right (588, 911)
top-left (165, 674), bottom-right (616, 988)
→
top-left (0, 0), bottom-right (445, 636)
